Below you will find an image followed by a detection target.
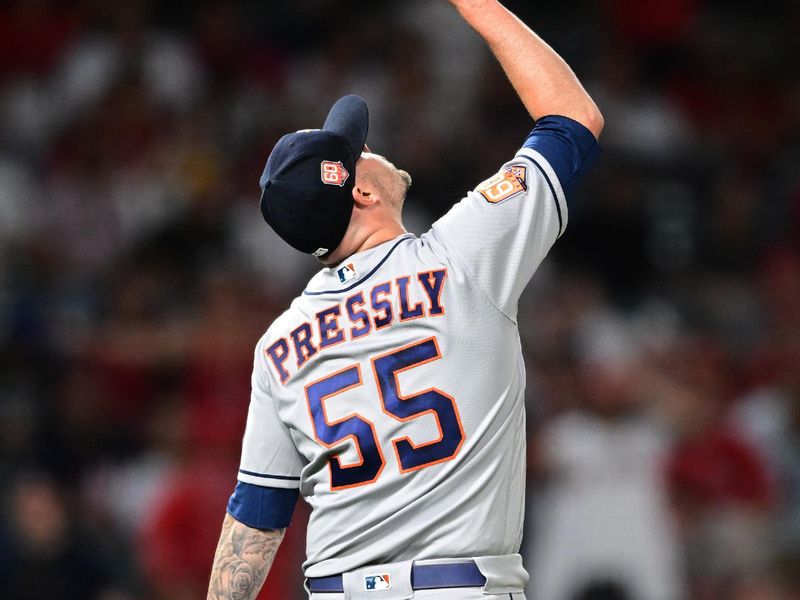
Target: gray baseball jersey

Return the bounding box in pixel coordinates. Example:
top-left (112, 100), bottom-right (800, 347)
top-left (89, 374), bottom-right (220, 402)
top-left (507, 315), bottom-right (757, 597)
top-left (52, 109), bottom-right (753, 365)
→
top-left (229, 116), bottom-right (599, 578)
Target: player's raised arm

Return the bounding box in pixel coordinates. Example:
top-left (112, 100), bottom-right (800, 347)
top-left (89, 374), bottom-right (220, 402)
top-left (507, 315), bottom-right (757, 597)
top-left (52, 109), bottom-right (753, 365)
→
top-left (449, 0), bottom-right (603, 139)
top-left (207, 513), bottom-right (285, 600)
top-left (429, 0), bottom-right (604, 320)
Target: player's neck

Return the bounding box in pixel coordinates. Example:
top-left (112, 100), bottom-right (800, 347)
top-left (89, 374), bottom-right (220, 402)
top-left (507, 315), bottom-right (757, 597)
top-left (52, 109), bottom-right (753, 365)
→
top-left (325, 222), bottom-right (406, 266)
top-left (351, 225), bottom-right (407, 255)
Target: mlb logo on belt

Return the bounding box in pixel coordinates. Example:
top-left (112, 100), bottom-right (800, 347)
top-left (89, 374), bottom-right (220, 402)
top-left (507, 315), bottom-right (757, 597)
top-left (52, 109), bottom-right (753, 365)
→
top-left (364, 574), bottom-right (391, 591)
top-left (321, 160), bottom-right (349, 186)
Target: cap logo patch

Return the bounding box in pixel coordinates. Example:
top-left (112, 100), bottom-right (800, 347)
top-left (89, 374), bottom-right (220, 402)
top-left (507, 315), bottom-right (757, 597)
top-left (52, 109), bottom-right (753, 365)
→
top-left (321, 160), bottom-right (349, 187)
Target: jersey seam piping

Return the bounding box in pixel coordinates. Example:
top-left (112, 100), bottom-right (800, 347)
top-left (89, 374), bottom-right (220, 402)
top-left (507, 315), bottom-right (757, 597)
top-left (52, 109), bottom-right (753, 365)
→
top-left (431, 228), bottom-right (518, 325)
top-left (255, 346), bottom-right (303, 479)
top-left (515, 148), bottom-right (566, 238)
top-left (238, 468), bottom-right (301, 481)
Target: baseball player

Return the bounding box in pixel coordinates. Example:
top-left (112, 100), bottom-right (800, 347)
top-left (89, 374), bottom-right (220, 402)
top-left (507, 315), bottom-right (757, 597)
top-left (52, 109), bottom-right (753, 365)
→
top-left (207, 1), bottom-right (603, 599)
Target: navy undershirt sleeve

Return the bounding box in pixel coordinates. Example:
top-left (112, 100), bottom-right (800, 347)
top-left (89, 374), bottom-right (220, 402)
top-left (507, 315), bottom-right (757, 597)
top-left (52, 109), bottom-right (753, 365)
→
top-left (521, 115), bottom-right (601, 200)
top-left (227, 481), bottom-right (299, 529)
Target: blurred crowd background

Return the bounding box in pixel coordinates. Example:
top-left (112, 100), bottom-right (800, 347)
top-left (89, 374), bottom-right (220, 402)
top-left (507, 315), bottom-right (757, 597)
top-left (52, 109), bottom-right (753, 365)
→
top-left (1, 0), bottom-right (799, 599)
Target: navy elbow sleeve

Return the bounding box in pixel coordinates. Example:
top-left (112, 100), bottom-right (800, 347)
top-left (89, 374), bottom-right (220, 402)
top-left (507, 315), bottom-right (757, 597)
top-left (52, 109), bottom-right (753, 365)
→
top-left (227, 482), bottom-right (299, 529)
top-left (521, 115), bottom-right (601, 200)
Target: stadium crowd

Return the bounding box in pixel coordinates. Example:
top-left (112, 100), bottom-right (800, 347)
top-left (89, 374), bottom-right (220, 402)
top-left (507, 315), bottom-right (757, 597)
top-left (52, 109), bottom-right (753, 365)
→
top-left (0, 0), bottom-right (799, 599)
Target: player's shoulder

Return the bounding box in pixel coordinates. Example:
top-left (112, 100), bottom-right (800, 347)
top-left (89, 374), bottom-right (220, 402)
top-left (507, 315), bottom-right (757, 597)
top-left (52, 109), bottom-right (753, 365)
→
top-left (254, 302), bottom-right (305, 354)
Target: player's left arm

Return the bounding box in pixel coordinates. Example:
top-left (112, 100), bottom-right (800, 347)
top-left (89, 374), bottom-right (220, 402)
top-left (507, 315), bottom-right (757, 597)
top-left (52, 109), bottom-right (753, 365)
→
top-left (207, 513), bottom-right (284, 600)
top-left (429, 0), bottom-right (603, 320)
top-left (449, 0), bottom-right (603, 138)
top-left (206, 336), bottom-right (302, 599)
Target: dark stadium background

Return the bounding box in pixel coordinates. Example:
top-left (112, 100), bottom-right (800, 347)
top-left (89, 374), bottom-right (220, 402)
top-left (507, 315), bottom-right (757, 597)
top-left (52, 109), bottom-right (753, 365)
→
top-left (1, 1), bottom-right (799, 599)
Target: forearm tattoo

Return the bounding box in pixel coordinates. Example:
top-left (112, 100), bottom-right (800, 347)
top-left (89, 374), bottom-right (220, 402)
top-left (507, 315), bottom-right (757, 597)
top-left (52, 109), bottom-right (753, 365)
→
top-left (207, 513), bottom-right (285, 600)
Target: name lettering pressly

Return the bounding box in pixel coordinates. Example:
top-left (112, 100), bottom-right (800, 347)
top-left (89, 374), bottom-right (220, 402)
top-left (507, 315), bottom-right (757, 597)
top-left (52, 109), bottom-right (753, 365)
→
top-left (266, 269), bottom-right (447, 383)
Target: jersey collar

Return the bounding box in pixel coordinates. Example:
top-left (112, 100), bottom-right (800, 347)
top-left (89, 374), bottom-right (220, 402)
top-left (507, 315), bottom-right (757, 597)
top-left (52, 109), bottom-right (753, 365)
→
top-left (303, 233), bottom-right (415, 296)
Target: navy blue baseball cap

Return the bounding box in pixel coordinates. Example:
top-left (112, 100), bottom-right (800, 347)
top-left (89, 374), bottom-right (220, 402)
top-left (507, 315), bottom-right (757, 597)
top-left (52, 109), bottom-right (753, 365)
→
top-left (259, 95), bottom-right (369, 257)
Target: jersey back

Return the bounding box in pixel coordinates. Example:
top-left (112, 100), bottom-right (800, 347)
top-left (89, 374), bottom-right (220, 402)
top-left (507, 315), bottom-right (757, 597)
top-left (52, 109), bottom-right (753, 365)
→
top-left (235, 117), bottom-right (600, 577)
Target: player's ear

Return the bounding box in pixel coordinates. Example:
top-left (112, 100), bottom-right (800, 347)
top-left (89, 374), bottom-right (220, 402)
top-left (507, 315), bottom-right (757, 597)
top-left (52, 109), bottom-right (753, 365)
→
top-left (352, 183), bottom-right (378, 208)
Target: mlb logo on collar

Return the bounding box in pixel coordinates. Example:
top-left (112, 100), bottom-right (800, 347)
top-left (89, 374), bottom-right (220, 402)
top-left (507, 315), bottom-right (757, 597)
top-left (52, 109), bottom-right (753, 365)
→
top-left (364, 574), bottom-right (391, 591)
top-left (337, 262), bottom-right (357, 283)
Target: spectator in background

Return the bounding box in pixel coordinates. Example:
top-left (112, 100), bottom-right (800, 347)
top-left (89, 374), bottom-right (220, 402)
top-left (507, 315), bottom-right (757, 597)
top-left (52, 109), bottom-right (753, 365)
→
top-left (732, 258), bottom-right (800, 591)
top-left (0, 472), bottom-right (130, 600)
top-left (525, 285), bottom-right (683, 600)
top-left (649, 339), bottom-right (775, 600)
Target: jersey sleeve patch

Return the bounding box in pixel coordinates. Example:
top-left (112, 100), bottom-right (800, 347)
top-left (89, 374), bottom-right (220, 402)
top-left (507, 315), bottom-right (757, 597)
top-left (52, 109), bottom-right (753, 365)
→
top-left (476, 164), bottom-right (528, 204)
